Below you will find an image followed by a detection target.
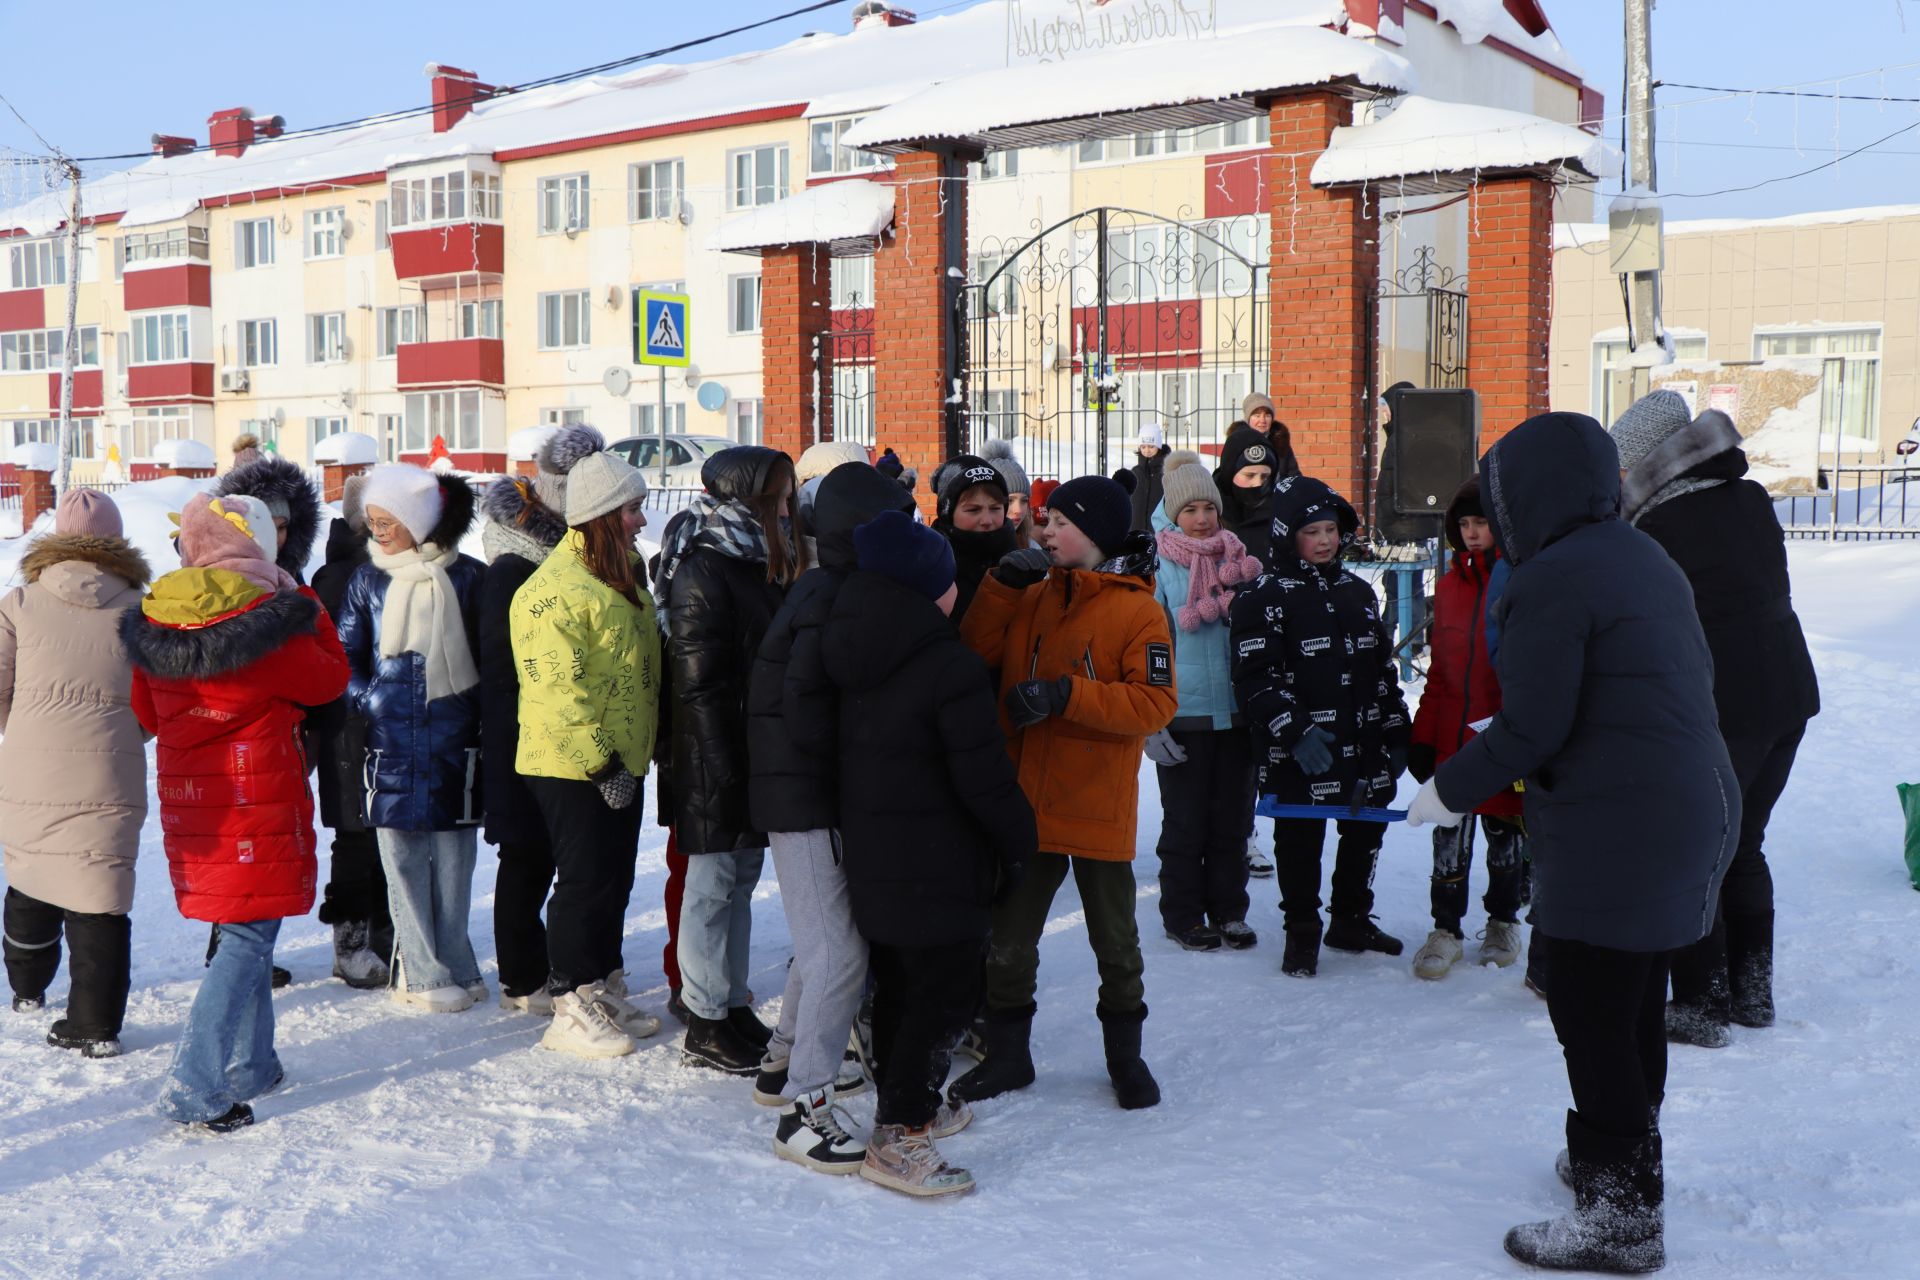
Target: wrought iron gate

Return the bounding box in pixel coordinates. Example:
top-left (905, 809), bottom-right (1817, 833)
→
top-left (959, 206), bottom-right (1269, 481)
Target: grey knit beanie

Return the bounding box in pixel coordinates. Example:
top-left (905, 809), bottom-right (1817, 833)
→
top-left (979, 438), bottom-right (1030, 498)
top-left (1609, 390), bottom-right (1693, 473)
top-left (535, 424), bottom-right (607, 514)
top-left (565, 450), bottom-right (648, 527)
top-left (1159, 449), bottom-right (1221, 519)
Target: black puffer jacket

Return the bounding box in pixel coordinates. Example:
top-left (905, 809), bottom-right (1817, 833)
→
top-left (1127, 450), bottom-right (1165, 532)
top-left (1214, 427), bottom-right (1279, 568)
top-left (747, 463), bottom-right (915, 835)
top-left (825, 570), bottom-right (1037, 946)
top-left (1436, 412), bottom-right (1738, 952)
top-left (1625, 415), bottom-right (1820, 742)
top-left (664, 446), bottom-right (794, 854)
top-left (308, 516), bottom-right (370, 833)
top-left (214, 455), bottom-right (323, 582)
top-left (1229, 476), bottom-right (1409, 808)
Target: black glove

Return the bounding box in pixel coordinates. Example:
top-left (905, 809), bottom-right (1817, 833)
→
top-left (1386, 744), bottom-right (1408, 781)
top-left (1289, 725), bottom-right (1335, 776)
top-left (993, 546), bottom-right (1053, 589)
top-left (1407, 742), bottom-right (1436, 784)
top-left (992, 858), bottom-right (1028, 906)
top-left (590, 759), bottom-right (637, 811)
top-left (1005, 675), bottom-right (1072, 729)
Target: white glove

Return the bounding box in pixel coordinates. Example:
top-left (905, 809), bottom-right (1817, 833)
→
top-left (1143, 730), bottom-right (1187, 767)
top-left (1406, 778), bottom-right (1465, 829)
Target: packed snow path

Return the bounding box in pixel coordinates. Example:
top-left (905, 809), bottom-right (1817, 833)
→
top-left (0, 542), bottom-right (1915, 1278)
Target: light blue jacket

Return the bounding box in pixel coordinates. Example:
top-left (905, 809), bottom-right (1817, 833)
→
top-left (1150, 505), bottom-right (1242, 731)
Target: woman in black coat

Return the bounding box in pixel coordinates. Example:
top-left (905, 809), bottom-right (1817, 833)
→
top-left (1613, 393), bottom-right (1819, 1042)
top-left (656, 444), bottom-right (806, 1073)
top-left (1413, 411), bottom-right (1738, 1275)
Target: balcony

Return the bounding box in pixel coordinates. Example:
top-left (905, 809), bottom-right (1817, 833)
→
top-left (49, 369), bottom-right (103, 412)
top-left (127, 363), bottom-right (215, 404)
top-left (390, 222), bottom-right (505, 282)
top-left (122, 262), bottom-right (212, 311)
top-left (396, 338), bottom-right (504, 390)
top-left (0, 288), bottom-right (42, 332)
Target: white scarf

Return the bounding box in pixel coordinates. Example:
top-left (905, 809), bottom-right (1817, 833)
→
top-left (368, 540), bottom-right (478, 702)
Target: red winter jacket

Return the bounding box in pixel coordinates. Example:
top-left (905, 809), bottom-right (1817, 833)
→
top-left (1410, 548), bottom-right (1523, 821)
top-left (125, 578), bottom-right (349, 923)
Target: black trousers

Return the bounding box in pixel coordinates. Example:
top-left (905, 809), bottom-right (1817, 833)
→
top-left (528, 776), bottom-right (642, 994)
top-left (1154, 727), bottom-right (1255, 932)
top-left (1271, 816), bottom-right (1383, 928)
top-left (1545, 934), bottom-right (1668, 1140)
top-left (319, 828), bottom-right (393, 938)
top-left (1429, 814), bottom-right (1527, 935)
top-left (870, 939), bottom-right (984, 1129)
top-left (4, 887), bottom-right (131, 1038)
top-left (495, 839), bottom-right (558, 998)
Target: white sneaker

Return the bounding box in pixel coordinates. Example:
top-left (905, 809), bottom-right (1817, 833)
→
top-left (832, 1055), bottom-right (869, 1098)
top-left (1245, 836), bottom-right (1275, 879)
top-left (541, 987), bottom-right (636, 1059)
top-left (501, 989), bottom-right (555, 1017)
top-left (773, 1088), bottom-right (867, 1174)
top-left (1411, 929), bottom-right (1464, 981)
top-left (1479, 919), bottom-right (1524, 968)
top-left (391, 983), bottom-right (477, 1013)
top-left (596, 971), bottom-right (661, 1039)
top-left (930, 1098), bottom-right (972, 1139)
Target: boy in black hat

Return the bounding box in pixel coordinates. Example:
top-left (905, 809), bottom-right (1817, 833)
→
top-left (930, 454), bottom-right (1014, 621)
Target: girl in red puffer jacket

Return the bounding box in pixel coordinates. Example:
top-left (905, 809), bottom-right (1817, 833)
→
top-left (1406, 478), bottom-right (1528, 981)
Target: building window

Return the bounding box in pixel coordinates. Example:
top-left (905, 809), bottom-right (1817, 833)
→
top-left (832, 365), bottom-right (875, 446)
top-left (539, 174), bottom-right (590, 234)
top-left (374, 199), bottom-right (390, 250)
top-left (238, 416), bottom-right (278, 449)
top-left (7, 238), bottom-right (66, 289)
top-left (972, 150), bottom-right (1021, 181)
top-left (376, 412), bottom-right (403, 460)
top-left (729, 145), bottom-right (790, 209)
top-left (808, 117), bottom-right (885, 177)
top-left (305, 207), bottom-right (346, 259)
top-left (376, 305), bottom-right (426, 357)
top-left (459, 299), bottom-right (502, 340)
top-left (118, 226), bottom-right (209, 275)
top-left (1, 325), bottom-right (99, 373)
top-left (389, 171), bottom-right (500, 229)
top-left (235, 218), bottom-right (275, 269)
top-left (239, 319), bottom-right (278, 368)
top-left (306, 313), bottom-right (347, 364)
top-left (308, 415), bottom-right (348, 451)
top-left (472, 173), bottom-right (502, 221)
top-left (972, 251), bottom-right (1018, 317)
top-left (631, 402), bottom-right (687, 436)
top-left (6, 417), bottom-right (97, 459)
top-left (1078, 116), bottom-right (1270, 164)
top-left (130, 312), bottom-right (191, 364)
top-left (967, 388), bottom-right (1020, 443)
top-left (730, 398), bottom-right (764, 446)
top-left (404, 389), bottom-right (484, 450)
top-left (1102, 216), bottom-right (1264, 302)
top-left (1591, 333), bottom-right (1710, 426)
top-left (728, 274), bottom-right (762, 334)
top-left (542, 407), bottom-right (589, 426)
top-left (131, 405), bottom-right (193, 457)
top-left (1754, 326), bottom-right (1883, 443)
top-left (830, 256), bottom-right (873, 310)
top-left (629, 159), bottom-right (685, 222)
top-left (538, 290), bottom-right (590, 349)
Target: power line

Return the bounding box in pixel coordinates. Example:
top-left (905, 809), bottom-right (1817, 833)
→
top-left (1660, 79), bottom-right (1920, 104)
top-left (0, 89), bottom-right (64, 162)
top-left (1605, 115), bottom-right (1920, 200)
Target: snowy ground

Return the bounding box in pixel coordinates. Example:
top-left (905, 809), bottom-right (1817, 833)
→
top-left (0, 531), bottom-right (1917, 1278)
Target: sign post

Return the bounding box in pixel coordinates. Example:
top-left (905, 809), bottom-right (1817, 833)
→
top-left (634, 289), bottom-right (691, 489)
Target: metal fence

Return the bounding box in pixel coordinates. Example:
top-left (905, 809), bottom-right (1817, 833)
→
top-left (1777, 459), bottom-right (1920, 540)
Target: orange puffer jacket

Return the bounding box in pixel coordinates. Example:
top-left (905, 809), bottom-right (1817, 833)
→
top-left (960, 552), bottom-right (1177, 862)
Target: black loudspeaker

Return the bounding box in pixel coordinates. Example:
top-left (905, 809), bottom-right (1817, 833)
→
top-left (1391, 388), bottom-right (1480, 518)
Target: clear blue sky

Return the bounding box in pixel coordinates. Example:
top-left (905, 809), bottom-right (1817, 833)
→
top-left (0, 0), bottom-right (1915, 221)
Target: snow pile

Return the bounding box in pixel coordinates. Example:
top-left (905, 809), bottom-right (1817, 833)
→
top-left (311, 432), bottom-right (380, 466)
top-left (152, 438), bottom-right (216, 470)
top-left (1427, 0), bottom-right (1505, 45)
top-left (710, 179), bottom-right (895, 255)
top-left (506, 425), bottom-right (557, 463)
top-left (8, 442), bottom-right (57, 471)
top-left (1311, 94), bottom-right (1612, 185)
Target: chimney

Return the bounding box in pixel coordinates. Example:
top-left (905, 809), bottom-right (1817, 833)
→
top-left (208, 108), bottom-right (255, 158)
top-left (851, 1), bottom-right (916, 30)
top-left (427, 64), bottom-right (495, 134)
top-left (256, 115), bottom-right (286, 139)
top-left (151, 133), bottom-right (196, 157)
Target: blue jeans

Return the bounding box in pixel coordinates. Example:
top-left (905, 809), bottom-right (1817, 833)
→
top-left (376, 828), bottom-right (481, 992)
top-left (678, 848), bottom-right (764, 1020)
top-left (157, 918), bottom-right (283, 1123)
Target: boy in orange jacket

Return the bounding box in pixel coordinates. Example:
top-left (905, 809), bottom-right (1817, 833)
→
top-left (948, 475), bottom-right (1177, 1111)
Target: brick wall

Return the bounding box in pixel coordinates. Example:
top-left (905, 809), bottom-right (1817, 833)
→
top-left (759, 244), bottom-right (835, 461)
top-left (1267, 93), bottom-right (1379, 505)
top-left (1468, 175), bottom-right (1554, 448)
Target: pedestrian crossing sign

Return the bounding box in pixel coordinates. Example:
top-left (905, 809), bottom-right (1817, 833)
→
top-left (635, 290), bottom-right (691, 367)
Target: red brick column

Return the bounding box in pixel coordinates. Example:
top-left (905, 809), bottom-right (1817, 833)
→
top-left (759, 244), bottom-right (834, 461)
top-left (874, 149), bottom-right (969, 517)
top-left (1467, 175), bottom-right (1554, 449)
top-left (322, 461), bottom-right (371, 502)
top-left (1268, 93), bottom-right (1379, 503)
top-left (20, 467), bottom-right (55, 528)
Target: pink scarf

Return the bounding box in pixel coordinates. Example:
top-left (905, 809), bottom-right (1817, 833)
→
top-left (1157, 526), bottom-right (1261, 631)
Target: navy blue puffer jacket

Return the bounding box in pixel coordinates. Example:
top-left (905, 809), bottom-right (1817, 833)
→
top-left (336, 475), bottom-right (486, 832)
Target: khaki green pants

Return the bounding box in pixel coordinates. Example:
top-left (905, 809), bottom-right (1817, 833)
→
top-left (984, 852), bottom-right (1146, 1018)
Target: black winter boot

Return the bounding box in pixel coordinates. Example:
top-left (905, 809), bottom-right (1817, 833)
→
top-left (59, 911), bottom-right (130, 1046)
top-left (1726, 910), bottom-right (1775, 1029)
top-left (1098, 1006), bottom-right (1160, 1110)
top-left (683, 1013), bottom-right (762, 1075)
top-left (1667, 916), bottom-right (1730, 1047)
top-left (1281, 920), bottom-right (1322, 978)
top-left (1325, 915), bottom-right (1404, 956)
top-left (1507, 1112), bottom-right (1664, 1274)
top-left (946, 1006), bottom-right (1036, 1104)
top-left (728, 1004), bottom-right (775, 1052)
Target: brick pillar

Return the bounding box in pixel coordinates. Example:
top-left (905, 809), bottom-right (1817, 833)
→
top-left (512, 459), bottom-right (539, 479)
top-left (1268, 93), bottom-right (1379, 504)
top-left (759, 244), bottom-right (835, 461)
top-left (161, 466), bottom-right (217, 481)
top-left (1467, 175), bottom-right (1554, 449)
top-left (875, 149), bottom-right (969, 517)
top-left (322, 462), bottom-right (371, 502)
top-left (20, 467), bottom-right (55, 528)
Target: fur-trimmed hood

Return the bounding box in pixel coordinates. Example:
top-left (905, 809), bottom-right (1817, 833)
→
top-left (121, 583), bottom-right (320, 681)
top-left (214, 455), bottom-right (323, 577)
top-left (1622, 408), bottom-right (1745, 525)
top-left (422, 472), bottom-right (478, 551)
top-left (481, 474), bottom-right (568, 556)
top-left (19, 533), bottom-right (150, 590)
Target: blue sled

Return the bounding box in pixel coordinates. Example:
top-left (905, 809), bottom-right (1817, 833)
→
top-left (1256, 798), bottom-right (1408, 824)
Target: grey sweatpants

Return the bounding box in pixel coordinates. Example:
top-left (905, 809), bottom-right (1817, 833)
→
top-left (766, 829), bottom-right (869, 1098)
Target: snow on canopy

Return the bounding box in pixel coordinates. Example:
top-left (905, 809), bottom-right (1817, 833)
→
top-left (710, 179), bottom-right (895, 256)
top-left (8, 442), bottom-right (59, 471)
top-left (841, 23), bottom-right (1413, 154)
top-left (311, 431), bottom-right (380, 466)
top-left (153, 438), bottom-right (216, 469)
top-left (507, 425), bottom-right (559, 462)
top-left (1309, 95), bottom-right (1611, 187)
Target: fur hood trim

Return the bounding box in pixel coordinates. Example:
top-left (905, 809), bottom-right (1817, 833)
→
top-left (481, 475), bottom-right (567, 551)
top-left (20, 533), bottom-right (151, 588)
top-left (214, 455), bottom-right (323, 576)
top-left (426, 472), bottom-right (478, 550)
top-left (121, 587), bottom-right (319, 681)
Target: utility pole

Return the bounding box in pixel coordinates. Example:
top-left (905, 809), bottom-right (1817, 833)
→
top-left (1613, 0), bottom-right (1667, 405)
top-left (53, 159), bottom-right (82, 498)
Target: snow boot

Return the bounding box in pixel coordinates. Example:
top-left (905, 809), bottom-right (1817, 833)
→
top-left (1281, 920), bottom-right (1322, 978)
top-left (180, 1103), bottom-right (255, 1135)
top-left (1726, 910), bottom-right (1775, 1029)
top-left (330, 920), bottom-right (389, 990)
top-left (1099, 1006), bottom-right (1161, 1111)
top-left (861, 1124), bottom-right (975, 1198)
top-left (12, 994), bottom-right (44, 1013)
top-left (1325, 915), bottom-right (1404, 957)
top-left (598, 970), bottom-right (661, 1039)
top-left (1412, 929), bottom-right (1464, 980)
top-left (1245, 835), bottom-right (1274, 879)
top-left (728, 1005), bottom-right (774, 1052)
top-left (500, 989), bottom-right (555, 1016)
top-left (541, 986), bottom-right (635, 1059)
top-left (1165, 923), bottom-right (1223, 952)
top-left (666, 986), bottom-right (691, 1025)
top-left (1667, 915), bottom-right (1731, 1047)
top-left (683, 1013), bottom-right (762, 1076)
top-left (1525, 929), bottom-right (1550, 999)
top-left (774, 1087), bottom-right (866, 1174)
top-left (1479, 918), bottom-right (1524, 968)
top-left (1219, 920), bottom-right (1258, 950)
top-left (47, 1020), bottom-right (122, 1059)
top-left (1506, 1113), bottom-right (1663, 1274)
top-left (388, 954), bottom-right (476, 1013)
top-left (946, 1006), bottom-right (1036, 1105)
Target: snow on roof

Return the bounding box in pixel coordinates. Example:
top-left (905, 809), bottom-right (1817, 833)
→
top-left (1309, 95), bottom-right (1610, 187)
top-left (1554, 202), bottom-right (1920, 251)
top-left (1428, 0), bottom-right (1585, 79)
top-left (312, 431), bottom-right (380, 466)
top-left (153, 438), bottom-right (216, 469)
top-left (711, 179), bottom-right (895, 255)
top-left (843, 23), bottom-right (1412, 154)
top-left (507, 425), bottom-right (558, 461)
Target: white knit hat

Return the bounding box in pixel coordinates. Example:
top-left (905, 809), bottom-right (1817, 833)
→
top-left (1139, 420), bottom-right (1165, 449)
top-left (796, 439), bottom-right (870, 484)
top-left (359, 464), bottom-right (442, 544)
top-left (565, 450), bottom-right (649, 526)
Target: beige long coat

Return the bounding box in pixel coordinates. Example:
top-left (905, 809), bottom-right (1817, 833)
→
top-left (0, 534), bottom-right (150, 914)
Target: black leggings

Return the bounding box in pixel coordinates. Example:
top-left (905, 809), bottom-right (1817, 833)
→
top-left (527, 776), bottom-right (642, 994)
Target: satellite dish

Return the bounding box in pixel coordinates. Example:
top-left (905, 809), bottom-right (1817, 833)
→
top-left (605, 286), bottom-right (622, 310)
top-left (271, 407), bottom-right (285, 426)
top-left (682, 362), bottom-right (702, 390)
top-left (696, 381), bottom-right (727, 412)
top-left (603, 367), bottom-right (633, 397)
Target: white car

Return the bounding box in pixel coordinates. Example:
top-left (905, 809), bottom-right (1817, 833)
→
top-left (608, 434), bottom-right (737, 486)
